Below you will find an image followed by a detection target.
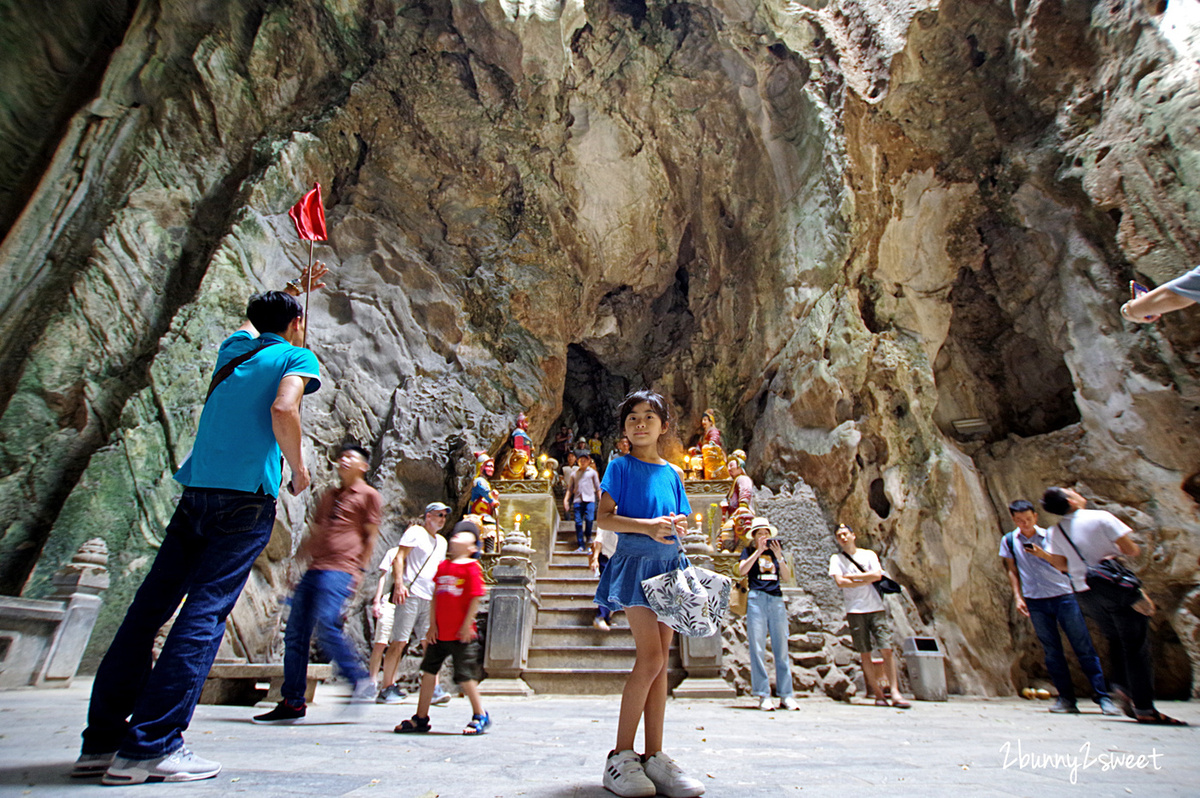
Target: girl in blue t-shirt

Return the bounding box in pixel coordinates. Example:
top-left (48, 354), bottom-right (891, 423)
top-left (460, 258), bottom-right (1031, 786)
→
top-left (593, 390), bottom-right (704, 798)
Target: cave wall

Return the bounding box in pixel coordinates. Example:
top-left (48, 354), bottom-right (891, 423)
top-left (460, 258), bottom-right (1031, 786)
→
top-left (0, 0), bottom-right (1196, 693)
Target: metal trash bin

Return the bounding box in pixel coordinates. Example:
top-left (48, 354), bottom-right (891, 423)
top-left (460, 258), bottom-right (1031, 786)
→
top-left (902, 636), bottom-right (947, 701)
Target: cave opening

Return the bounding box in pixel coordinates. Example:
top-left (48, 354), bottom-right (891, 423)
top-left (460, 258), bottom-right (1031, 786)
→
top-left (542, 344), bottom-right (631, 457)
top-left (935, 265), bottom-right (1081, 443)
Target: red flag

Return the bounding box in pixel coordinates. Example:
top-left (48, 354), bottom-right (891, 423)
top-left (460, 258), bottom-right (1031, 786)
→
top-left (288, 183), bottom-right (327, 241)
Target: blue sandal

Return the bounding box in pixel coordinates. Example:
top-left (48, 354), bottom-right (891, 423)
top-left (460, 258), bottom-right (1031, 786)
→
top-left (394, 714), bottom-right (431, 733)
top-left (462, 712), bottom-right (491, 735)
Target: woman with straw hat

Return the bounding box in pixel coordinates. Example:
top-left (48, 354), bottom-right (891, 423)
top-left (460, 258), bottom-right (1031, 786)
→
top-left (738, 518), bottom-right (799, 711)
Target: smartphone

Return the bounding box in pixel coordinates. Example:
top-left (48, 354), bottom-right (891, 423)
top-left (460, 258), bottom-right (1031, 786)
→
top-left (1130, 280), bottom-right (1149, 298)
top-left (1022, 542), bottom-right (1035, 552)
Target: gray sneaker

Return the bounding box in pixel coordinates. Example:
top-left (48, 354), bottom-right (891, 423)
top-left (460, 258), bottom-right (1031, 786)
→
top-left (350, 678), bottom-right (377, 704)
top-left (377, 684), bottom-right (406, 704)
top-left (102, 747), bottom-right (221, 785)
top-left (1097, 696), bottom-right (1122, 716)
top-left (431, 685), bottom-right (452, 706)
top-left (1049, 698), bottom-right (1080, 714)
top-left (71, 752), bottom-right (115, 778)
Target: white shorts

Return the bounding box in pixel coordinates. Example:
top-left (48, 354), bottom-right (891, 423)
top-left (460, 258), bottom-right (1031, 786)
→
top-left (390, 596), bottom-right (431, 645)
top-left (373, 600), bottom-right (396, 645)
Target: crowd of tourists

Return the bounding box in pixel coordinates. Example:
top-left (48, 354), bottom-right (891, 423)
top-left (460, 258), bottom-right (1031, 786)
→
top-left (71, 261), bottom-right (1193, 793)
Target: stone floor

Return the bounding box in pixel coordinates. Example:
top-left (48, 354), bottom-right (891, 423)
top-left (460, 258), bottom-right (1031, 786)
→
top-left (0, 679), bottom-right (1195, 797)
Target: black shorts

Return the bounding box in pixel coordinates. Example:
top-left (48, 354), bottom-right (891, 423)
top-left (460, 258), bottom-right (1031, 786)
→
top-left (419, 639), bottom-right (483, 684)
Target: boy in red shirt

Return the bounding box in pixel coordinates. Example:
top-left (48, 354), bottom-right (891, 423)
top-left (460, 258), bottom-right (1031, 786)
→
top-left (394, 520), bottom-right (490, 735)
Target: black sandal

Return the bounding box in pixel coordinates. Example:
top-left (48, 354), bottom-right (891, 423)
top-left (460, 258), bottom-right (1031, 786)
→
top-left (394, 714), bottom-right (431, 733)
top-left (1135, 711), bottom-right (1188, 726)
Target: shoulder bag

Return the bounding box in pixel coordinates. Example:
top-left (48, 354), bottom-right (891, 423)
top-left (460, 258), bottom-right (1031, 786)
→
top-left (1055, 523), bottom-right (1142, 606)
top-left (205, 338), bottom-right (283, 402)
top-left (840, 551), bottom-right (902, 595)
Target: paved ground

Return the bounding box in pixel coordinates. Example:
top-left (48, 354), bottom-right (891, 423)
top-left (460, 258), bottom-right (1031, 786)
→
top-left (0, 679), bottom-right (1195, 797)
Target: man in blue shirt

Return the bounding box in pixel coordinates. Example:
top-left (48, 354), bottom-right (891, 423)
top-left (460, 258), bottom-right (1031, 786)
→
top-left (76, 266), bottom-right (327, 784)
top-left (1000, 499), bottom-right (1118, 716)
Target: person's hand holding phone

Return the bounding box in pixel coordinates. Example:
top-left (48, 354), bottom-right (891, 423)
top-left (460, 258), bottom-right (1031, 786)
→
top-left (1122, 280), bottom-right (1161, 323)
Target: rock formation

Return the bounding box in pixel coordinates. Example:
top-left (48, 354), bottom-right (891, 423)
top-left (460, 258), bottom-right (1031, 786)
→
top-left (0, 0), bottom-right (1196, 695)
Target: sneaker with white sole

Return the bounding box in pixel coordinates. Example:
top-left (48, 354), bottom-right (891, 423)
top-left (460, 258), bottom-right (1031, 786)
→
top-left (758, 696), bottom-right (775, 711)
top-left (642, 751), bottom-right (706, 797)
top-left (780, 696), bottom-right (801, 711)
top-left (431, 685), bottom-right (453, 706)
top-left (602, 748), bottom-right (656, 797)
top-left (377, 684), bottom-right (406, 704)
top-left (71, 752), bottom-right (115, 778)
top-left (102, 747), bottom-right (220, 785)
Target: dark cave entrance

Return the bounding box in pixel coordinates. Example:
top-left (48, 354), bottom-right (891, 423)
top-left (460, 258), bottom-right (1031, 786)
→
top-left (541, 343), bottom-right (631, 460)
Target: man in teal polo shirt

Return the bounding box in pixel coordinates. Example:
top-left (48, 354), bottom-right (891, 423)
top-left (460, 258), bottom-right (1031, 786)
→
top-left (76, 266), bottom-right (327, 785)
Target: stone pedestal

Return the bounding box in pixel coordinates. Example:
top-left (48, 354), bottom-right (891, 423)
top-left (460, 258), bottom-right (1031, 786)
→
top-left (673, 630), bottom-right (737, 698)
top-left (481, 558), bottom-right (537, 696)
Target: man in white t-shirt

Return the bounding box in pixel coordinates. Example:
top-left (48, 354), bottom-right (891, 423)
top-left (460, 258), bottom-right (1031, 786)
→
top-left (376, 502), bottom-right (449, 704)
top-left (829, 524), bottom-right (910, 708)
top-left (367, 544), bottom-right (400, 686)
top-left (1031, 487), bottom-right (1185, 726)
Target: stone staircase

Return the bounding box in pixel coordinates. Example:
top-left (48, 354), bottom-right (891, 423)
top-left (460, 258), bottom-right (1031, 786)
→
top-left (520, 521), bottom-right (684, 695)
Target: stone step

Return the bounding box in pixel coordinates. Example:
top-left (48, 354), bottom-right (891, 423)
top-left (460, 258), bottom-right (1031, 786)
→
top-left (526, 645), bottom-right (650, 670)
top-left (522, 667), bottom-right (686, 695)
top-left (537, 576), bottom-right (600, 591)
top-left (530, 625), bottom-right (634, 647)
top-left (539, 592), bottom-right (600, 609)
top-left (542, 566), bottom-right (597, 580)
top-left (535, 606), bottom-right (615, 627)
top-left (526, 645), bottom-right (682, 670)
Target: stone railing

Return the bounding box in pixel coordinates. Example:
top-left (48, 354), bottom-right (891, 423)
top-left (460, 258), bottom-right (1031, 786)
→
top-left (0, 539), bottom-right (109, 689)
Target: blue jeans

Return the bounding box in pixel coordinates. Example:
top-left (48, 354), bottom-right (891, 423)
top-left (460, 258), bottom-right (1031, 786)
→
top-left (282, 569), bottom-right (367, 705)
top-left (746, 590), bottom-right (793, 699)
top-left (594, 554), bottom-right (611, 621)
top-left (574, 501), bottom-right (596, 548)
top-left (1026, 593), bottom-right (1109, 704)
top-left (82, 489), bottom-right (276, 758)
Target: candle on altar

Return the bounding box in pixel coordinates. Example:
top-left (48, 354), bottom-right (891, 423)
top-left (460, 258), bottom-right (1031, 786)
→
top-left (513, 513), bottom-right (523, 533)
top-left (541, 469), bottom-right (552, 480)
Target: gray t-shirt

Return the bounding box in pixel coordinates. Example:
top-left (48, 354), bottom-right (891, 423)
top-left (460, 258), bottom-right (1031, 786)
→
top-left (1043, 509), bottom-right (1132, 593)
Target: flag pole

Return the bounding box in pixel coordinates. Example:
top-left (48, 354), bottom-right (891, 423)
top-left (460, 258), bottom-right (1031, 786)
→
top-left (302, 239), bottom-right (313, 349)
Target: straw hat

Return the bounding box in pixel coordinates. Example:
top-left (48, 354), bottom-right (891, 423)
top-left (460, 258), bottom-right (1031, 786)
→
top-left (748, 517), bottom-right (778, 538)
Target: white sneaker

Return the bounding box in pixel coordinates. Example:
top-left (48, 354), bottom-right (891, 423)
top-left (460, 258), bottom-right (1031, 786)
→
top-left (102, 747), bottom-right (220, 784)
top-left (593, 617), bottom-right (611, 631)
top-left (602, 749), bottom-right (656, 797)
top-left (780, 696), bottom-right (801, 711)
top-left (758, 696), bottom-right (775, 711)
top-left (642, 752), bottom-right (706, 797)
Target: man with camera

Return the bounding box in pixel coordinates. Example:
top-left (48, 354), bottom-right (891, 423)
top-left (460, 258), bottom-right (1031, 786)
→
top-left (999, 499), bottom-right (1117, 715)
